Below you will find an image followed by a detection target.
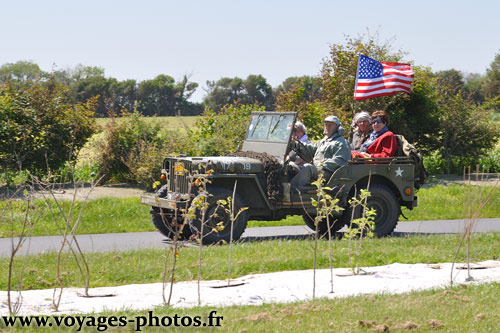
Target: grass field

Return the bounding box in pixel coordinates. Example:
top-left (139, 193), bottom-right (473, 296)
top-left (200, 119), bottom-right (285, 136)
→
top-left (1, 184), bottom-right (499, 238)
top-left (95, 115), bottom-right (200, 132)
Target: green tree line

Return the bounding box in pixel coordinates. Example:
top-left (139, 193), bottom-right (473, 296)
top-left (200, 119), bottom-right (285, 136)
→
top-left (1, 33), bottom-right (499, 185)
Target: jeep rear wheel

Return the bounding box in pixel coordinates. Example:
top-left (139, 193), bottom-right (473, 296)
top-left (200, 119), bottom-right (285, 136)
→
top-left (151, 185), bottom-right (192, 240)
top-left (302, 214), bottom-right (346, 237)
top-left (189, 187), bottom-right (249, 245)
top-left (341, 184), bottom-right (399, 237)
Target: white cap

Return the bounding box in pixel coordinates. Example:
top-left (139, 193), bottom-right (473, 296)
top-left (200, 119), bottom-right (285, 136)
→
top-left (324, 115), bottom-right (340, 126)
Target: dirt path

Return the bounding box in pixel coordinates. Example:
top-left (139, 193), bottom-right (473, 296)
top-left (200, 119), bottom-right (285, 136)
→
top-left (35, 183), bottom-right (148, 201)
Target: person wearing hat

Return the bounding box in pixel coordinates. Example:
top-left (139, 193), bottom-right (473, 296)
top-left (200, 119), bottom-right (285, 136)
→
top-left (290, 115), bottom-right (351, 187)
top-left (352, 110), bottom-right (398, 158)
top-left (349, 111), bottom-right (372, 152)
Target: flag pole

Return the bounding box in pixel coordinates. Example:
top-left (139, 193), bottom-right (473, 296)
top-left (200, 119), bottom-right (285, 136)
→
top-left (352, 54), bottom-right (362, 112)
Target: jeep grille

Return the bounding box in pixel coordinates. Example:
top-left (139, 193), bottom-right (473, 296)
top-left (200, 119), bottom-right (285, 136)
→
top-left (168, 160), bottom-right (193, 194)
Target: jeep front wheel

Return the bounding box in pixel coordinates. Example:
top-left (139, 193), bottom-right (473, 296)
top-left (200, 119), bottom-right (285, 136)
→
top-left (150, 185), bottom-right (192, 240)
top-left (188, 187), bottom-right (249, 245)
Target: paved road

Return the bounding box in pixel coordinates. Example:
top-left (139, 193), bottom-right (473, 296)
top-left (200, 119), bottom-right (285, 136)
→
top-left (1, 218), bottom-right (499, 257)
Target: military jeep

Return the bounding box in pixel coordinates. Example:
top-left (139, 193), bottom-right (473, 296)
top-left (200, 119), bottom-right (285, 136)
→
top-left (141, 111), bottom-right (419, 244)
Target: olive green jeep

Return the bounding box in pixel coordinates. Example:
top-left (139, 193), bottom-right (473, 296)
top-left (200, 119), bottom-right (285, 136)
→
top-left (141, 111), bottom-right (419, 244)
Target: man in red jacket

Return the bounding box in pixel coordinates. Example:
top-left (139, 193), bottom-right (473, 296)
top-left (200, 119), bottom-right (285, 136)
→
top-left (354, 110), bottom-right (398, 158)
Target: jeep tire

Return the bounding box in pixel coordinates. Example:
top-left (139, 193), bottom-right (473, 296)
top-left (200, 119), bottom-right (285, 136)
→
top-left (150, 185), bottom-right (192, 240)
top-left (341, 183), bottom-right (399, 236)
top-left (188, 187), bottom-right (249, 245)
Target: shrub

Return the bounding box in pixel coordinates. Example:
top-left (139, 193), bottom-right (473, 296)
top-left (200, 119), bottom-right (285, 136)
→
top-left (424, 148), bottom-right (500, 174)
top-left (0, 82), bottom-right (97, 177)
top-left (123, 140), bottom-right (164, 190)
top-left (96, 111), bottom-right (164, 183)
top-left (192, 103), bottom-right (264, 156)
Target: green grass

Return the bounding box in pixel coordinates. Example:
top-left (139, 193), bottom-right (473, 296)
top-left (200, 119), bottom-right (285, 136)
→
top-left (0, 197), bottom-right (154, 238)
top-left (2, 233), bottom-right (499, 290)
top-left (2, 184), bottom-right (499, 237)
top-left (96, 283), bottom-right (498, 332)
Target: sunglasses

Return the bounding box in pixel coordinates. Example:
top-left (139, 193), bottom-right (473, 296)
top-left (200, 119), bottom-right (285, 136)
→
top-left (371, 119), bottom-right (384, 124)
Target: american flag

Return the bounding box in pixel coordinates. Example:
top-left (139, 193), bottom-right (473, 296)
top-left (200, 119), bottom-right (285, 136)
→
top-left (354, 54), bottom-right (414, 100)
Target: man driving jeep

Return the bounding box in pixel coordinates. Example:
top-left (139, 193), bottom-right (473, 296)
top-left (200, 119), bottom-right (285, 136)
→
top-left (290, 115), bottom-right (351, 187)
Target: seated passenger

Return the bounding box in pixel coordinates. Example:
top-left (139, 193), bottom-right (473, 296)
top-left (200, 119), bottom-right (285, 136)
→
top-left (353, 110), bottom-right (398, 158)
top-left (289, 121), bottom-right (311, 171)
top-left (291, 115), bottom-right (351, 187)
top-left (349, 111), bottom-right (372, 152)
top-left (294, 121), bottom-right (310, 144)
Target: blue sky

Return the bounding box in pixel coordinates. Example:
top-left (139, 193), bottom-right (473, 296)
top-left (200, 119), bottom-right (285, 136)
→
top-left (1, 0), bottom-right (499, 101)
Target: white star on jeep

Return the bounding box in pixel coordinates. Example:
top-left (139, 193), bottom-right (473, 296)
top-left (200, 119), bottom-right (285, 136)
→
top-left (395, 167), bottom-right (404, 177)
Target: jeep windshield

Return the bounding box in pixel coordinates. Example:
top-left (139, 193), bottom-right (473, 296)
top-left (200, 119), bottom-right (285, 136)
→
top-left (241, 112), bottom-right (297, 160)
top-left (246, 113), bottom-right (295, 142)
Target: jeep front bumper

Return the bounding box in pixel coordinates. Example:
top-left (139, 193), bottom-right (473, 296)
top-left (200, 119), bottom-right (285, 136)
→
top-left (140, 195), bottom-right (189, 210)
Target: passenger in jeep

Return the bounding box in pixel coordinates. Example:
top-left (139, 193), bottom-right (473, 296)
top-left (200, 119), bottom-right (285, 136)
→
top-left (291, 115), bottom-right (351, 187)
top-left (289, 120), bottom-right (311, 173)
top-left (353, 110), bottom-right (398, 158)
top-left (349, 111), bottom-right (372, 151)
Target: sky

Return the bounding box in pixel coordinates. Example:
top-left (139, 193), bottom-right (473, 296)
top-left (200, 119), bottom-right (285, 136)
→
top-left (1, 0), bottom-right (499, 102)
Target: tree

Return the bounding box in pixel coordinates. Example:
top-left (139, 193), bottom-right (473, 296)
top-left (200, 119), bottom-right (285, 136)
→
top-left (319, 32), bottom-right (408, 125)
top-left (379, 67), bottom-right (439, 154)
top-left (242, 74), bottom-right (274, 110)
top-left (137, 74), bottom-right (198, 116)
top-left (0, 81), bottom-right (97, 173)
top-left (193, 104), bottom-right (264, 156)
top-left (436, 90), bottom-right (499, 173)
top-left (72, 75), bottom-right (117, 116)
top-left (203, 77), bottom-right (245, 110)
top-left (312, 32), bottom-right (445, 154)
top-left (110, 79), bottom-right (137, 114)
top-left (275, 76), bottom-right (327, 140)
top-left (484, 50), bottom-right (500, 98)
top-left (174, 75), bottom-right (202, 116)
top-left (0, 61), bottom-right (45, 85)
top-left (274, 76), bottom-right (322, 104)
top-left (203, 75), bottom-right (274, 111)
top-left (463, 73), bottom-right (486, 104)
top-left (434, 69), bottom-right (465, 96)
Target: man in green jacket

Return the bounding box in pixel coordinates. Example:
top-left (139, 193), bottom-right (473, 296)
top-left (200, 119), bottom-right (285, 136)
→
top-left (291, 115), bottom-right (351, 187)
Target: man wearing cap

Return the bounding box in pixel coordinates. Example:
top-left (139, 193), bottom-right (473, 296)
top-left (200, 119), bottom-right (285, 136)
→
top-left (290, 115), bottom-right (351, 187)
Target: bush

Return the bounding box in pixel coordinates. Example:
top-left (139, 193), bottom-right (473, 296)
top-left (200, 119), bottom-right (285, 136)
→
top-left (424, 148), bottom-right (500, 174)
top-left (96, 111), bottom-right (164, 184)
top-left (192, 103), bottom-right (264, 156)
top-left (0, 82), bottom-right (97, 176)
top-left (123, 140), bottom-right (164, 190)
